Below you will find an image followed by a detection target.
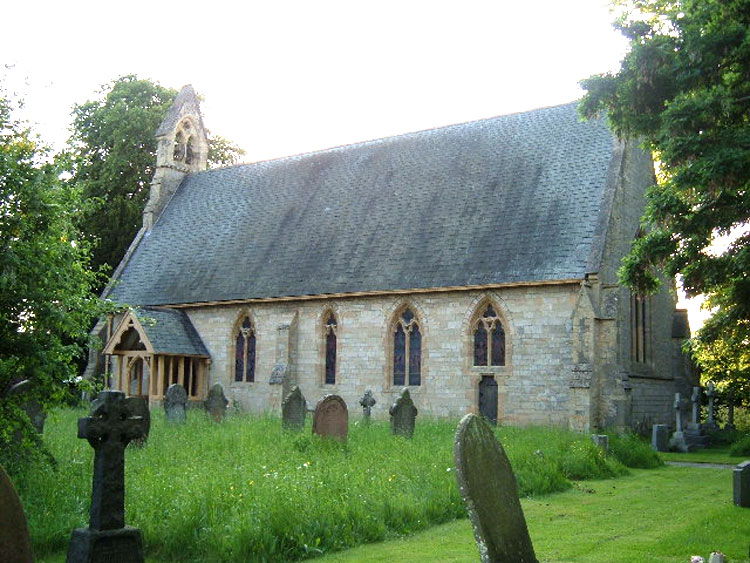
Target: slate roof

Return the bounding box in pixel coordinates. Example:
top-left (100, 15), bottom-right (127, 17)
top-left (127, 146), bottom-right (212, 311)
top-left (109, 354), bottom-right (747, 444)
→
top-left (108, 102), bottom-right (621, 306)
top-left (133, 307), bottom-right (209, 356)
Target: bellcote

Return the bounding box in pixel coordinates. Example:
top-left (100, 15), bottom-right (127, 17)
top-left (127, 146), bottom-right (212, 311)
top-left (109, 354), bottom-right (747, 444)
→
top-left (144, 85), bottom-right (208, 229)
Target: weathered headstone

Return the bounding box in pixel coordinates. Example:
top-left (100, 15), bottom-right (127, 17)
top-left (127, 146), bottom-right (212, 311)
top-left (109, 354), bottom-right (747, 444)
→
top-left (204, 383), bottom-right (229, 422)
top-left (128, 397), bottom-right (151, 448)
top-left (651, 424), bottom-right (669, 452)
top-left (359, 389), bottom-right (376, 424)
top-left (389, 388), bottom-right (418, 438)
top-left (591, 434), bottom-right (609, 452)
top-left (164, 383), bottom-right (188, 423)
top-left (705, 382), bottom-right (718, 430)
top-left (454, 413), bottom-right (538, 563)
top-left (282, 386), bottom-right (307, 431)
top-left (67, 390), bottom-right (147, 563)
top-left (312, 395), bottom-right (348, 441)
top-left (734, 460), bottom-right (750, 508)
top-left (669, 393), bottom-right (690, 452)
top-left (690, 386), bottom-right (702, 426)
top-left (0, 464), bottom-right (34, 563)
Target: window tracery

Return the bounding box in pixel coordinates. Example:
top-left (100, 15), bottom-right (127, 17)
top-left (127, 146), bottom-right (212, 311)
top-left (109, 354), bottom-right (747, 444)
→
top-left (234, 316), bottom-right (256, 383)
top-left (473, 304), bottom-right (505, 367)
top-left (393, 307), bottom-right (421, 386)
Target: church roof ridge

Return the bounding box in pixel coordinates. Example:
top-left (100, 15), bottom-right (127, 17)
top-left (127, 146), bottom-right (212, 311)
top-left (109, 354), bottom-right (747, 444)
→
top-left (207, 100), bottom-right (582, 172)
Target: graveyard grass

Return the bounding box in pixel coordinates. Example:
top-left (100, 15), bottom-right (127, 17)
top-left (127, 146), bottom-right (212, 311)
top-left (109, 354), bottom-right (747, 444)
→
top-left (16, 408), bottom-right (678, 562)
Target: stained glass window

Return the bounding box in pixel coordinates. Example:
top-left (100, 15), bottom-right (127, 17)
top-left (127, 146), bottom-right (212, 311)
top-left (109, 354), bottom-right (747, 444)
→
top-left (235, 316), bottom-right (256, 382)
top-left (324, 313), bottom-right (337, 384)
top-left (473, 304), bottom-right (506, 367)
top-left (393, 307), bottom-right (421, 386)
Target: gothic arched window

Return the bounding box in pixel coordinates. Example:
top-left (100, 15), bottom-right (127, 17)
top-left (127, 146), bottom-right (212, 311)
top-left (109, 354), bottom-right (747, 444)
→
top-left (234, 316), bottom-right (256, 383)
top-left (324, 312), bottom-right (337, 384)
top-left (393, 307), bottom-right (421, 386)
top-left (473, 305), bottom-right (505, 367)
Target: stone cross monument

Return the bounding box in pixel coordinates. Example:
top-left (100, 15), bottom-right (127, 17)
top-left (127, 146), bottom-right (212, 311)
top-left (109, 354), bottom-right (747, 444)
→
top-left (67, 390), bottom-right (148, 562)
top-left (706, 382), bottom-right (718, 430)
top-left (690, 386), bottom-right (702, 426)
top-left (359, 389), bottom-right (376, 424)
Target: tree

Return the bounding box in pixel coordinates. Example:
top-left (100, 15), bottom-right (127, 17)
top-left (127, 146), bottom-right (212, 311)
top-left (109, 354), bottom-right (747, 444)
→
top-left (0, 88), bottom-right (104, 472)
top-left (67, 76), bottom-right (244, 287)
top-left (579, 0), bottom-right (750, 397)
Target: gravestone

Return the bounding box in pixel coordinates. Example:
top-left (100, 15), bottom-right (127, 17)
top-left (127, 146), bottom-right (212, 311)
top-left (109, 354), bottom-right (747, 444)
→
top-left (128, 397), bottom-right (151, 448)
top-left (389, 388), bottom-right (418, 438)
top-left (669, 393), bottom-right (690, 452)
top-left (591, 434), bottom-right (609, 452)
top-left (705, 382), bottom-right (718, 431)
top-left (67, 390), bottom-right (147, 563)
top-left (359, 389), bottom-right (376, 424)
top-left (734, 460), bottom-right (750, 508)
top-left (312, 395), bottom-right (348, 441)
top-left (651, 424), bottom-right (669, 452)
top-left (204, 383), bottom-right (229, 422)
top-left (690, 386), bottom-right (702, 428)
top-left (282, 386), bottom-right (307, 431)
top-left (0, 464), bottom-right (34, 563)
top-left (454, 413), bottom-right (538, 563)
top-left (685, 386), bottom-right (710, 448)
top-left (164, 383), bottom-right (188, 423)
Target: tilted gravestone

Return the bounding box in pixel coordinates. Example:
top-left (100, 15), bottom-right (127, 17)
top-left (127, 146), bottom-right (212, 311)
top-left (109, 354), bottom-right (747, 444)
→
top-left (0, 464), bottom-right (34, 563)
top-left (128, 397), bottom-right (150, 448)
top-left (389, 388), bottom-right (418, 438)
top-left (282, 386), bottom-right (307, 431)
top-left (204, 383), bottom-right (229, 422)
top-left (164, 383), bottom-right (188, 423)
top-left (734, 460), bottom-right (750, 508)
top-left (359, 389), bottom-right (376, 424)
top-left (312, 395), bottom-right (348, 441)
top-left (651, 424), bottom-right (669, 452)
top-left (454, 413), bottom-right (538, 563)
top-left (67, 390), bottom-right (148, 563)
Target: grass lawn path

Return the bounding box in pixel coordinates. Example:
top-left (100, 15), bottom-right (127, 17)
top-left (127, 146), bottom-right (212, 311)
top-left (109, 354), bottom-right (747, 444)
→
top-left (320, 465), bottom-right (749, 563)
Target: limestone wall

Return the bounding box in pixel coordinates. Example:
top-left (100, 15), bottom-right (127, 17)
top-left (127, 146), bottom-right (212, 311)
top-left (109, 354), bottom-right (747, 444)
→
top-left (185, 284), bottom-right (583, 427)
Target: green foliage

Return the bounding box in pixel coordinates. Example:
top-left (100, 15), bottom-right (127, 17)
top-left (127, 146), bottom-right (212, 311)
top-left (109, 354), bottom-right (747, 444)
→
top-left (580, 0), bottom-right (750, 400)
top-left (20, 412), bottom-right (653, 562)
top-left (729, 433), bottom-right (750, 456)
top-left (606, 431), bottom-right (664, 468)
top-left (0, 89), bottom-right (103, 472)
top-left (66, 76), bottom-right (245, 288)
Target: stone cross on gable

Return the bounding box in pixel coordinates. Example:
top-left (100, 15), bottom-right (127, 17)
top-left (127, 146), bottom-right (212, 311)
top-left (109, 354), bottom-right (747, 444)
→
top-left (78, 390), bottom-right (148, 531)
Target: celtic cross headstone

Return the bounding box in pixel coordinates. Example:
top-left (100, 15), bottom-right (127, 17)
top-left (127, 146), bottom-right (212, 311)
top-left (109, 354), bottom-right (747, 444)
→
top-left (67, 390), bottom-right (147, 562)
top-left (359, 389), bottom-right (376, 423)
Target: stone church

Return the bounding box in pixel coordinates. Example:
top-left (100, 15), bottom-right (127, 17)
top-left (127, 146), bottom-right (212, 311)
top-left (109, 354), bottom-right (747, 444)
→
top-left (88, 85), bottom-right (695, 431)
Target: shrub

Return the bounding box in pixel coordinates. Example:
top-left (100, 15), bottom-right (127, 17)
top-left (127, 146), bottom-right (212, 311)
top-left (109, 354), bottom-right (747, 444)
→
top-left (729, 433), bottom-right (750, 457)
top-left (607, 432), bottom-right (664, 469)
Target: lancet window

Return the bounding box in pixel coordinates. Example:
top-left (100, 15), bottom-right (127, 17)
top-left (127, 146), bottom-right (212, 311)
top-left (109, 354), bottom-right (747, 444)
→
top-left (324, 312), bottom-right (338, 384)
top-left (235, 316), bottom-right (256, 383)
top-left (173, 121), bottom-right (195, 165)
top-left (393, 308), bottom-right (421, 386)
top-left (473, 305), bottom-right (505, 367)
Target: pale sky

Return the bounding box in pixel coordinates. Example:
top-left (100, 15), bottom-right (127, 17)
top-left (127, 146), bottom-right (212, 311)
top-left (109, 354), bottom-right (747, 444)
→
top-left (1, 0), bottom-right (709, 330)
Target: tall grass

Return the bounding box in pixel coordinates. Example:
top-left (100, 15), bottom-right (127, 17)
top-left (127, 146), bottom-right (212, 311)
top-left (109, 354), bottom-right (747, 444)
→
top-left (16, 409), bottom-right (655, 562)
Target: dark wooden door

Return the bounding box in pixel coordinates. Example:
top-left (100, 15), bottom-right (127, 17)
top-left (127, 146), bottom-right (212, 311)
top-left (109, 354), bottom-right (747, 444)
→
top-left (478, 375), bottom-right (498, 425)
